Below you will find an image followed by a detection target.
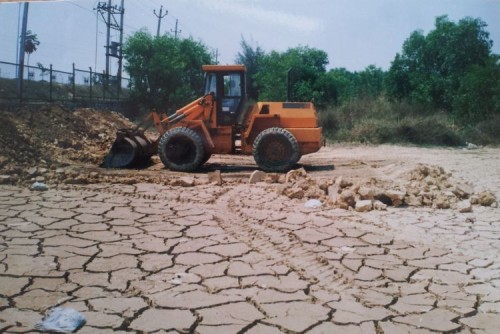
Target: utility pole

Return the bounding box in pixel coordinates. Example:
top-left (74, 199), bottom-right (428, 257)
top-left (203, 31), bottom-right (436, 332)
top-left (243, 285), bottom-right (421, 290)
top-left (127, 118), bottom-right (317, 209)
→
top-left (213, 49), bottom-right (219, 64)
top-left (154, 5), bottom-right (168, 38)
top-left (117, 0), bottom-right (125, 92)
top-left (17, 2), bottom-right (29, 100)
top-left (95, 0), bottom-right (124, 91)
top-left (171, 19), bottom-right (181, 39)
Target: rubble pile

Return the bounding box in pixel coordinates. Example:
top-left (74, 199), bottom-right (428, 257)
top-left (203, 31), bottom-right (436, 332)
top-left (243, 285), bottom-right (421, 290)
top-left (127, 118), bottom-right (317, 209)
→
top-left (271, 164), bottom-right (497, 212)
top-left (0, 104), bottom-right (134, 185)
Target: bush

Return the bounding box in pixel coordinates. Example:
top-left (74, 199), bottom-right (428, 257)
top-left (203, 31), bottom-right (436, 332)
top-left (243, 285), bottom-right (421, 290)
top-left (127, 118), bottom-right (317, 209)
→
top-left (461, 114), bottom-right (500, 145)
top-left (319, 97), bottom-right (465, 146)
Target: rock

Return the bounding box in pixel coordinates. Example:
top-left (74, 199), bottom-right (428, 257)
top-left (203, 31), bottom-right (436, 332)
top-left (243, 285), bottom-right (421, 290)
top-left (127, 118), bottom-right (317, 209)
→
top-left (285, 168), bottom-right (307, 183)
top-left (339, 177), bottom-right (353, 189)
top-left (305, 186), bottom-right (326, 199)
top-left (385, 190), bottom-right (406, 207)
top-left (265, 173), bottom-right (281, 184)
top-left (406, 194), bottom-right (423, 207)
top-left (30, 182), bottom-right (48, 191)
top-left (477, 191), bottom-right (496, 206)
top-left (304, 199), bottom-right (322, 209)
top-left (274, 184), bottom-right (287, 195)
top-left (457, 200), bottom-right (472, 213)
top-left (470, 195), bottom-right (479, 205)
top-left (373, 200), bottom-right (387, 211)
top-left (27, 167), bottom-right (38, 176)
top-left (340, 189), bottom-right (356, 207)
top-left (249, 170), bottom-right (266, 184)
top-left (355, 200), bottom-right (372, 212)
top-left (172, 176), bottom-right (194, 188)
top-left (285, 187), bottom-right (305, 199)
top-left (0, 175), bottom-right (12, 184)
top-left (452, 183), bottom-right (474, 199)
top-left (207, 170), bottom-right (222, 185)
top-left (466, 142), bottom-right (479, 150)
top-left (35, 176), bottom-right (45, 182)
top-left (358, 186), bottom-right (380, 200)
top-left (327, 184), bottom-right (340, 204)
top-left (433, 195), bottom-right (451, 209)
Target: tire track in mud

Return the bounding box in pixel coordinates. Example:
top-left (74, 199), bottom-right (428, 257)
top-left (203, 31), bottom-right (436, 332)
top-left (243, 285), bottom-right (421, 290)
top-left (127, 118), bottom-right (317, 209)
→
top-left (69, 183), bottom-right (352, 296)
top-left (213, 185), bottom-right (350, 299)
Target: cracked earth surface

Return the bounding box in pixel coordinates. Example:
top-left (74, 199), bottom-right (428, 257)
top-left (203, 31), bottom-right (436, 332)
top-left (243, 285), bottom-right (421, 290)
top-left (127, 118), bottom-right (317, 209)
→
top-left (1, 145), bottom-right (499, 333)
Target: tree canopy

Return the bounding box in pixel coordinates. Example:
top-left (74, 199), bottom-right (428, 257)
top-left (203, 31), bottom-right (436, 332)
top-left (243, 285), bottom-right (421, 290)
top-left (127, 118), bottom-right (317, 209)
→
top-left (123, 30), bottom-right (212, 112)
top-left (386, 15), bottom-right (497, 119)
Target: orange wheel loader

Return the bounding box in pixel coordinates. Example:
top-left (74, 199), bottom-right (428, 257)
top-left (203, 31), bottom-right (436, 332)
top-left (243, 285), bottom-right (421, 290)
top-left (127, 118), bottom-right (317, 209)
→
top-left (104, 65), bottom-right (323, 173)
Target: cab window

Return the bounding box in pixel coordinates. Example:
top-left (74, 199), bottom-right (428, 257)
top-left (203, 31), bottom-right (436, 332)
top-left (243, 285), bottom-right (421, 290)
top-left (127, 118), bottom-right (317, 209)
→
top-left (223, 74), bottom-right (241, 97)
top-left (204, 73), bottom-right (217, 95)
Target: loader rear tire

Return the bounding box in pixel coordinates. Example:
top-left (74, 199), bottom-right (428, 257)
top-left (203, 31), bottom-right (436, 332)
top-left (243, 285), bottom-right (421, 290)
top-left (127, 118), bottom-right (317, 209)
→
top-left (253, 127), bottom-right (300, 172)
top-left (158, 127), bottom-right (205, 172)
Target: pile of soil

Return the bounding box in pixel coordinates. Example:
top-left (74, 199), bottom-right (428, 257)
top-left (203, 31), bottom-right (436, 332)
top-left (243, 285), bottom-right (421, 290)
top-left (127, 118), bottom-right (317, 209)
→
top-left (0, 104), bottom-right (134, 184)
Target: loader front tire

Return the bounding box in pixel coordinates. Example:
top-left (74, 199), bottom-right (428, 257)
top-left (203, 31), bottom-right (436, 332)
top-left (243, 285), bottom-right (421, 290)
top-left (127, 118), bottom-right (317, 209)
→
top-left (253, 127), bottom-right (300, 172)
top-left (158, 127), bottom-right (205, 172)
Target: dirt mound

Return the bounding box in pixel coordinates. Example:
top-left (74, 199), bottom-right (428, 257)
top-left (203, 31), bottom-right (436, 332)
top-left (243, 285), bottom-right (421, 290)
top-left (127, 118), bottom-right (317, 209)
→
top-left (0, 104), bottom-right (134, 184)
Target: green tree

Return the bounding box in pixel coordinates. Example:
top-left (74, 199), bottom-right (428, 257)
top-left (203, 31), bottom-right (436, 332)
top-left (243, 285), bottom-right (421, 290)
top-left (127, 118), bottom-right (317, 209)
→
top-left (387, 16), bottom-right (493, 114)
top-left (453, 56), bottom-right (500, 122)
top-left (24, 30), bottom-right (40, 67)
top-left (235, 37), bottom-right (265, 101)
top-left (123, 30), bottom-right (212, 112)
top-left (254, 46), bottom-right (331, 105)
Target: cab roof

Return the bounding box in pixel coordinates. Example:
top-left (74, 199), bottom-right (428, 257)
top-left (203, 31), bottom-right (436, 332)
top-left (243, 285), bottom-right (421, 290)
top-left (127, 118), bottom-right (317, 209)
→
top-left (202, 65), bottom-right (246, 73)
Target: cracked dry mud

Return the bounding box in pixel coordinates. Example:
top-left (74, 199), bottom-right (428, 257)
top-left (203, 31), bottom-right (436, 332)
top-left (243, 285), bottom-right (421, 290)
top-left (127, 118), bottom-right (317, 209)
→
top-left (1, 145), bottom-right (500, 333)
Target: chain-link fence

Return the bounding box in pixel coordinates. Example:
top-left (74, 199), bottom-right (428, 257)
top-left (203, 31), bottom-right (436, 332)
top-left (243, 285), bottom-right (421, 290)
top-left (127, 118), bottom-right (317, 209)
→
top-left (0, 61), bottom-right (131, 102)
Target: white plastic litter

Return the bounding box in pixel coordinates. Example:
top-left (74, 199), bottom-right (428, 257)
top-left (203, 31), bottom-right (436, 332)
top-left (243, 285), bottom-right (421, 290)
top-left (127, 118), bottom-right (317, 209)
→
top-left (35, 307), bottom-right (86, 333)
top-left (304, 199), bottom-right (322, 208)
top-left (31, 182), bottom-right (49, 191)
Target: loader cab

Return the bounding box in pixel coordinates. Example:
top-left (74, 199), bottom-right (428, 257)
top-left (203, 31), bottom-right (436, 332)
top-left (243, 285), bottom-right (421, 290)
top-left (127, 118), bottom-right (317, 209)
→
top-left (203, 65), bottom-right (246, 126)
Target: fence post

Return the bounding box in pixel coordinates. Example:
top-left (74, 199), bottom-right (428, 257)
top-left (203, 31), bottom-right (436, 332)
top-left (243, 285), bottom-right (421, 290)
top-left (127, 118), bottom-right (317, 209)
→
top-left (89, 67), bottom-right (93, 100)
top-left (72, 63), bottom-right (76, 101)
top-left (49, 64), bottom-right (53, 102)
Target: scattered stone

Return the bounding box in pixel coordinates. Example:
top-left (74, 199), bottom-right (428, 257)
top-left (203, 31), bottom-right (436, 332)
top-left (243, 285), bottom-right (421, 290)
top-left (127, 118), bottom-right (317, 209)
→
top-left (285, 167), bottom-right (307, 183)
top-left (340, 189), bottom-right (356, 208)
top-left (358, 186), bottom-right (379, 200)
top-left (30, 182), bottom-right (48, 191)
top-left (339, 177), bottom-right (353, 189)
top-left (466, 142), bottom-right (479, 150)
top-left (476, 191), bottom-right (497, 207)
top-left (385, 190), bottom-right (405, 207)
top-left (355, 200), bottom-right (372, 212)
top-left (285, 187), bottom-right (304, 199)
top-left (405, 194), bottom-right (422, 207)
top-left (453, 183), bottom-right (474, 199)
top-left (27, 167), bottom-right (38, 176)
top-left (172, 176), bottom-right (195, 187)
top-left (457, 200), bottom-right (473, 213)
top-left (207, 170), bottom-right (223, 185)
top-left (249, 170), bottom-right (266, 184)
top-left (433, 195), bottom-right (451, 209)
top-left (373, 200), bottom-right (387, 211)
top-left (304, 199), bottom-right (322, 209)
top-left (265, 173), bottom-right (281, 183)
top-left (0, 175), bottom-right (11, 184)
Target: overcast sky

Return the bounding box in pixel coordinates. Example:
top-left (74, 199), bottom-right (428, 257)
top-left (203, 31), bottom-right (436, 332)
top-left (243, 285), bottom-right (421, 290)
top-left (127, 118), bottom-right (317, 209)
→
top-left (0, 0), bottom-right (499, 76)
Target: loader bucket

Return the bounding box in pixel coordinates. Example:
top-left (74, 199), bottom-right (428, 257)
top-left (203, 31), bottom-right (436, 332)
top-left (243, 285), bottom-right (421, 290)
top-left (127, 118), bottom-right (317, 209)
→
top-left (103, 130), bottom-right (156, 168)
